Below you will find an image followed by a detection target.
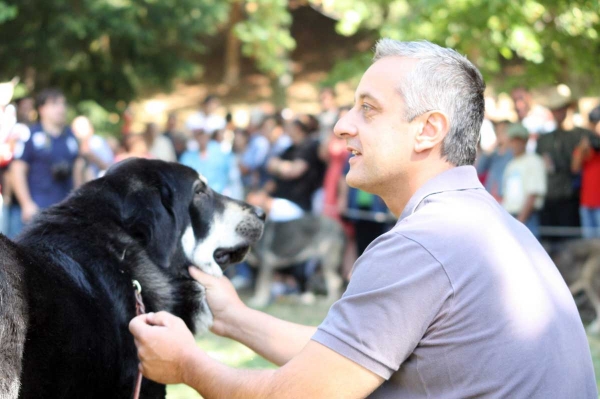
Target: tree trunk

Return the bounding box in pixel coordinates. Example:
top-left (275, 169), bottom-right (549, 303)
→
top-left (223, 1), bottom-right (243, 86)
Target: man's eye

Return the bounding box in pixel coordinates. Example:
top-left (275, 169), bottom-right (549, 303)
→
top-left (361, 103), bottom-right (373, 112)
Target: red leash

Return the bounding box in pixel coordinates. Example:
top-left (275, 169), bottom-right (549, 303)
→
top-left (132, 280), bottom-right (146, 399)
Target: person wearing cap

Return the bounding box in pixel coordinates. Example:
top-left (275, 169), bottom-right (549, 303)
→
top-left (571, 106), bottom-right (600, 238)
top-left (536, 86), bottom-right (590, 241)
top-left (501, 123), bottom-right (546, 238)
top-left (130, 39), bottom-right (596, 398)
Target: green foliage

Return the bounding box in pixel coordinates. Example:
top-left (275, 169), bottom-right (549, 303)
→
top-left (0, 1), bottom-right (17, 24)
top-left (234, 0), bottom-right (296, 77)
top-left (0, 0), bottom-right (230, 112)
top-left (312, 0), bottom-right (600, 94)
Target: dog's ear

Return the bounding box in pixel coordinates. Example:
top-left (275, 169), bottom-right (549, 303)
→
top-left (121, 184), bottom-right (178, 269)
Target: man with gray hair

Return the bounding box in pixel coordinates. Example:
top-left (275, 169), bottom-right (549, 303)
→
top-left (130, 39), bottom-right (596, 398)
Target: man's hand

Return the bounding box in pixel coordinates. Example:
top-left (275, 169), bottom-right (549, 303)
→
top-left (21, 201), bottom-right (38, 223)
top-left (129, 311), bottom-right (198, 385)
top-left (189, 267), bottom-right (246, 338)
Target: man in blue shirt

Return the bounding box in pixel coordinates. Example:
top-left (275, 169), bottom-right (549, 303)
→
top-left (180, 129), bottom-right (236, 195)
top-left (11, 88), bottom-right (78, 224)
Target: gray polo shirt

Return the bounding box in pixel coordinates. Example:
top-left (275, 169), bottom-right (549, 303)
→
top-left (313, 166), bottom-right (596, 398)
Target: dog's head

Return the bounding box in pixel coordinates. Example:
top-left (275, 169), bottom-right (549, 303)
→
top-left (103, 158), bottom-right (265, 277)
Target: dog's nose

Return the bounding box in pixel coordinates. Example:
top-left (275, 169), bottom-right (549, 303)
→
top-left (253, 206), bottom-right (266, 221)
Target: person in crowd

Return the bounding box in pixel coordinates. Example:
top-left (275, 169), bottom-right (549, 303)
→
top-left (511, 87), bottom-right (556, 136)
top-left (572, 106), bottom-right (600, 238)
top-left (130, 39), bottom-right (596, 398)
top-left (146, 122), bottom-right (177, 162)
top-left (261, 113), bottom-right (292, 161)
top-left (319, 106), bottom-right (350, 220)
top-left (501, 123), bottom-right (547, 238)
top-left (185, 94), bottom-right (226, 138)
top-left (1, 99), bottom-right (31, 238)
top-left (14, 95), bottom-right (35, 125)
top-left (239, 115), bottom-right (270, 191)
top-left (475, 120), bottom-right (513, 202)
top-left (11, 88), bottom-right (79, 225)
top-left (71, 115), bottom-right (114, 187)
top-left (536, 88), bottom-right (590, 241)
top-left (259, 117), bottom-right (325, 217)
top-left (317, 87), bottom-right (340, 143)
top-left (179, 128), bottom-right (237, 195)
top-left (114, 133), bottom-right (153, 163)
top-left (163, 112), bottom-right (187, 160)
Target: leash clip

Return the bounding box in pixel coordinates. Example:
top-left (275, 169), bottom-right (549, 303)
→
top-left (132, 279), bottom-right (142, 295)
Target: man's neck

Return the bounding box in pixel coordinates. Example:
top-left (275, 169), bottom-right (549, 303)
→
top-left (381, 162), bottom-right (455, 218)
top-left (41, 121), bottom-right (63, 137)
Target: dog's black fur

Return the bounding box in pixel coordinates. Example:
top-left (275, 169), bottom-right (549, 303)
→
top-left (0, 237), bottom-right (28, 399)
top-left (0, 159), bottom-right (264, 399)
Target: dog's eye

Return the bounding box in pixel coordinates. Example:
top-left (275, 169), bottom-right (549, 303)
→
top-left (193, 181), bottom-right (206, 196)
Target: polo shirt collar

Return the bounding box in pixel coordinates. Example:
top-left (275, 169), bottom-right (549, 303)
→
top-left (399, 165), bottom-right (484, 222)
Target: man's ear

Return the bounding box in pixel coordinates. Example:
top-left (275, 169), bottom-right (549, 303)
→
top-left (414, 111), bottom-right (450, 153)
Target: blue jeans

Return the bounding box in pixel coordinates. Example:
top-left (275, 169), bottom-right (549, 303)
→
top-left (2, 204), bottom-right (24, 239)
top-left (580, 206), bottom-right (600, 239)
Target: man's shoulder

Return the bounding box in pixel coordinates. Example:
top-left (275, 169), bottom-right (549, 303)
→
top-left (395, 189), bottom-right (504, 247)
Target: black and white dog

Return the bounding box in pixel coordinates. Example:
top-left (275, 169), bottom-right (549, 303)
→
top-left (0, 158), bottom-right (264, 399)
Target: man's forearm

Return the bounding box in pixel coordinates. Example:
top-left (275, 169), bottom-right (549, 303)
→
top-left (223, 306), bottom-right (317, 366)
top-left (183, 348), bottom-right (275, 399)
top-left (518, 194), bottom-right (538, 223)
top-left (10, 160), bottom-right (33, 205)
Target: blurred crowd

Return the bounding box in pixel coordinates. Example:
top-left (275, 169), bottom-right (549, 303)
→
top-left (476, 87), bottom-right (600, 244)
top-left (0, 84), bottom-right (599, 300)
top-left (0, 87), bottom-right (392, 297)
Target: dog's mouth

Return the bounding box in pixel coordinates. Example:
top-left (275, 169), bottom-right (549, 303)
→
top-left (213, 244), bottom-right (251, 268)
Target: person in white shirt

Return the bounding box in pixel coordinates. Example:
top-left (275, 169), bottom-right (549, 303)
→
top-left (502, 123), bottom-right (547, 238)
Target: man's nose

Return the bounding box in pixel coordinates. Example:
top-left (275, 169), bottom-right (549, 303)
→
top-left (333, 109), bottom-right (357, 138)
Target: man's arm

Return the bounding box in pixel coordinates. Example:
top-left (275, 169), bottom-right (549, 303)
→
top-left (267, 157), bottom-right (309, 180)
top-left (517, 194), bottom-right (538, 223)
top-left (10, 160), bottom-right (38, 222)
top-left (190, 268), bottom-right (316, 366)
top-left (571, 137), bottom-right (591, 173)
top-left (130, 312), bottom-right (384, 399)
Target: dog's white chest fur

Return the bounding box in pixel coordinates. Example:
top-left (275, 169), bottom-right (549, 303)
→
top-left (194, 282), bottom-right (214, 334)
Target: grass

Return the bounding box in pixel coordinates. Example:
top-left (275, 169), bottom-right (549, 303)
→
top-left (167, 295), bottom-right (600, 398)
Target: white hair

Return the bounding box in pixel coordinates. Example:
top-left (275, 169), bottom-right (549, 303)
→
top-left (373, 39), bottom-right (485, 166)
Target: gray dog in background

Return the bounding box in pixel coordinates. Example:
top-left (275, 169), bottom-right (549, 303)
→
top-left (247, 215), bottom-right (345, 307)
top-left (553, 238), bottom-right (600, 333)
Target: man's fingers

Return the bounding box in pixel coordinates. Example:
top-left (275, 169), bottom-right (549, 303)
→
top-left (146, 311), bottom-right (180, 327)
top-left (129, 314), bottom-right (152, 337)
top-left (189, 266), bottom-right (218, 285)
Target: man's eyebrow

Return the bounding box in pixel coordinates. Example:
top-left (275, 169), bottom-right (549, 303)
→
top-left (356, 91), bottom-right (383, 106)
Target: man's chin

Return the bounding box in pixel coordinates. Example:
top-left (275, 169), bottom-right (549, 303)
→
top-left (345, 171), bottom-right (366, 190)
